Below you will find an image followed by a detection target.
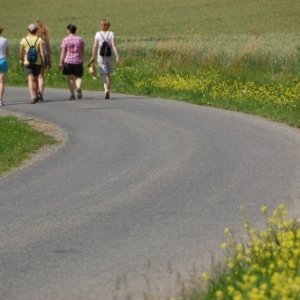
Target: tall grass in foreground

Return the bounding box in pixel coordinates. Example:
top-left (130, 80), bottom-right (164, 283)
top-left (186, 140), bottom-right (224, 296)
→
top-left (0, 116), bottom-right (56, 177)
top-left (177, 204), bottom-right (300, 300)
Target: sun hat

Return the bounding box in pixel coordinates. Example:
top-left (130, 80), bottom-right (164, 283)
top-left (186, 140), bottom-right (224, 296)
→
top-left (27, 23), bottom-right (37, 32)
top-left (88, 63), bottom-right (97, 79)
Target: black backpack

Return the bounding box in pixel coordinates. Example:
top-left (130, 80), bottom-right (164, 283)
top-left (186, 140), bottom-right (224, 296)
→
top-left (99, 32), bottom-right (111, 57)
top-left (25, 37), bottom-right (39, 63)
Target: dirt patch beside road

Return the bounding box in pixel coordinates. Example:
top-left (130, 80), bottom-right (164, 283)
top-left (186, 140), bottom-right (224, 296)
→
top-left (0, 110), bottom-right (67, 179)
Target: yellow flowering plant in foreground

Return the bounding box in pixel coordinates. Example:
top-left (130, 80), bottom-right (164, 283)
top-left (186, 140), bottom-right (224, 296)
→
top-left (197, 204), bottom-right (300, 300)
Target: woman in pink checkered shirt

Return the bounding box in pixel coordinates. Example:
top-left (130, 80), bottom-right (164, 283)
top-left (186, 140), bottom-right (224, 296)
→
top-left (59, 24), bottom-right (85, 100)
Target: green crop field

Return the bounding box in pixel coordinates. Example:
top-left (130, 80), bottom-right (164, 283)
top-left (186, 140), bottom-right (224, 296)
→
top-left (2, 0), bottom-right (300, 39)
top-left (2, 0), bottom-right (300, 46)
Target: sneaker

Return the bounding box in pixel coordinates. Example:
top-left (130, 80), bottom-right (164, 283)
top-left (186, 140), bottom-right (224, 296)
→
top-left (69, 95), bottom-right (75, 100)
top-left (104, 91), bottom-right (110, 99)
top-left (77, 88), bottom-right (82, 99)
top-left (30, 98), bottom-right (38, 104)
top-left (0, 100), bottom-right (3, 106)
top-left (38, 93), bottom-right (44, 101)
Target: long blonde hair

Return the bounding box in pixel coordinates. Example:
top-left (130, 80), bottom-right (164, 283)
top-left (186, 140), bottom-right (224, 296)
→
top-left (35, 20), bottom-right (50, 43)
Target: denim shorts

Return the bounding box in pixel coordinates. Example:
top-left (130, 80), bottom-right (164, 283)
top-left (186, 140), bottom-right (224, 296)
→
top-left (0, 58), bottom-right (8, 73)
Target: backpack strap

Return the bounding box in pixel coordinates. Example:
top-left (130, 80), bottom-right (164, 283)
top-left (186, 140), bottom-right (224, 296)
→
top-left (24, 37), bottom-right (31, 47)
top-left (34, 37), bottom-right (39, 47)
top-left (24, 37), bottom-right (39, 48)
top-left (100, 31), bottom-right (110, 41)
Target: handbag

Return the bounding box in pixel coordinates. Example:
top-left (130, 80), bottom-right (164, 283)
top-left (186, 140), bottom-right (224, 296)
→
top-left (87, 62), bottom-right (97, 79)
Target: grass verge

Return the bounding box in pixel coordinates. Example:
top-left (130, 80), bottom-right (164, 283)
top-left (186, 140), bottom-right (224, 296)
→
top-left (0, 115), bottom-right (57, 177)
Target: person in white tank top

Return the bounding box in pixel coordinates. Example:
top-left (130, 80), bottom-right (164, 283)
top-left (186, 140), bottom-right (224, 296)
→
top-left (0, 26), bottom-right (8, 106)
top-left (89, 19), bottom-right (120, 99)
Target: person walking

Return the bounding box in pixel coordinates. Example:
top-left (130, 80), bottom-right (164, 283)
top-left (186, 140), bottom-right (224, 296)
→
top-left (59, 24), bottom-right (85, 100)
top-left (35, 20), bottom-right (52, 101)
top-left (89, 19), bottom-right (119, 99)
top-left (20, 23), bottom-right (45, 104)
top-left (0, 26), bottom-right (8, 106)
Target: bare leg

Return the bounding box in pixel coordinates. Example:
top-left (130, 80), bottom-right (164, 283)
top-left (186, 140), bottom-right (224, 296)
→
top-left (67, 75), bottom-right (75, 96)
top-left (102, 73), bottom-right (111, 99)
top-left (28, 74), bottom-right (36, 99)
top-left (75, 77), bottom-right (82, 99)
top-left (38, 66), bottom-right (45, 98)
top-left (0, 73), bottom-right (5, 100)
top-left (75, 77), bottom-right (82, 90)
top-left (103, 74), bottom-right (111, 92)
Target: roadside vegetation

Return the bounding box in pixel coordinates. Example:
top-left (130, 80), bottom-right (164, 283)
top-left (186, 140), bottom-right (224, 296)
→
top-left (178, 204), bottom-right (300, 300)
top-left (0, 116), bottom-right (56, 177)
top-left (1, 0), bottom-right (300, 298)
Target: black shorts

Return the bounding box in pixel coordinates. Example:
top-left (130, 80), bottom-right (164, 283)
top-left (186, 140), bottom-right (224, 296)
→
top-left (24, 64), bottom-right (41, 77)
top-left (62, 63), bottom-right (83, 77)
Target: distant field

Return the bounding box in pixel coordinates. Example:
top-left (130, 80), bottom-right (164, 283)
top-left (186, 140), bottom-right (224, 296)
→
top-left (3, 0), bottom-right (300, 69)
top-left (2, 0), bottom-right (300, 43)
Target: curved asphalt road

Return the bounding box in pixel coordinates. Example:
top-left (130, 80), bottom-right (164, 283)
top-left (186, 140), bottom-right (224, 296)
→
top-left (1, 87), bottom-right (300, 299)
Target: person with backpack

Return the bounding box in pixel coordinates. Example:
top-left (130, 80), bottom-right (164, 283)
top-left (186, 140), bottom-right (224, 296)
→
top-left (59, 24), bottom-right (85, 100)
top-left (20, 23), bottom-right (45, 104)
top-left (89, 19), bottom-right (119, 99)
top-left (0, 26), bottom-right (9, 107)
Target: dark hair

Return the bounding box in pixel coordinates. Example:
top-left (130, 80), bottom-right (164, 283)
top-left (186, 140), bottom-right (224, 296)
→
top-left (0, 26), bottom-right (4, 34)
top-left (67, 24), bottom-right (77, 34)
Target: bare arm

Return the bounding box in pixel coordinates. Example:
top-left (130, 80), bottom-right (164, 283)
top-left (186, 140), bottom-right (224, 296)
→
top-left (59, 48), bottom-right (67, 70)
top-left (89, 39), bottom-right (98, 63)
top-left (111, 37), bottom-right (119, 65)
top-left (19, 45), bottom-right (25, 66)
top-left (45, 40), bottom-right (51, 67)
top-left (39, 42), bottom-right (45, 66)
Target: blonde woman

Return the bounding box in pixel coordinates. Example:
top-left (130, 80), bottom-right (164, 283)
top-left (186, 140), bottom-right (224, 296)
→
top-left (0, 26), bottom-right (8, 106)
top-left (89, 19), bottom-right (119, 99)
top-left (35, 20), bottom-right (51, 101)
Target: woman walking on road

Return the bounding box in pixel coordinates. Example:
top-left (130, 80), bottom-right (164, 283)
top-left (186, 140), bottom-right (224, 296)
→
top-left (35, 20), bottom-right (52, 101)
top-left (89, 19), bottom-right (119, 99)
top-left (20, 23), bottom-right (45, 104)
top-left (0, 26), bottom-right (9, 106)
top-left (59, 24), bottom-right (85, 100)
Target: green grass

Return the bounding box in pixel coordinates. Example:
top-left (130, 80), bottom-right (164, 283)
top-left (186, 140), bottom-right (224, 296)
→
top-left (0, 116), bottom-right (57, 177)
top-left (2, 0), bottom-right (300, 299)
top-left (2, 0), bottom-right (300, 40)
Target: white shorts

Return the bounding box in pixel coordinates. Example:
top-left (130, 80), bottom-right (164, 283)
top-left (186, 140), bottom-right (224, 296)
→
top-left (98, 55), bottom-right (114, 75)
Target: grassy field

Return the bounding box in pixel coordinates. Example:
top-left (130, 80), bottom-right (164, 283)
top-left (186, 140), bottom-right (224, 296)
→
top-left (2, 0), bottom-right (300, 40)
top-left (2, 0), bottom-right (300, 299)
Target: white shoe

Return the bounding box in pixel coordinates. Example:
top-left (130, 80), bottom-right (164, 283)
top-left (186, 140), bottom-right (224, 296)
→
top-left (0, 100), bottom-right (3, 106)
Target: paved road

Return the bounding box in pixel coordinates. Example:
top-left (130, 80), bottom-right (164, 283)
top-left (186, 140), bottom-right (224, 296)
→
top-left (1, 87), bottom-right (300, 299)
